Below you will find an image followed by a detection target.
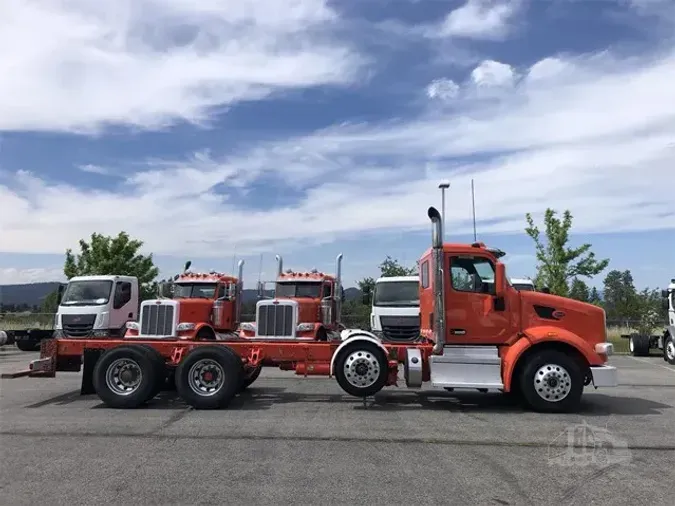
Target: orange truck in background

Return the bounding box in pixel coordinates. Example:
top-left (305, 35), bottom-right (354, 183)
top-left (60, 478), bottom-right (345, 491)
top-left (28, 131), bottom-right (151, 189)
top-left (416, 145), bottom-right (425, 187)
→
top-left (239, 254), bottom-right (345, 341)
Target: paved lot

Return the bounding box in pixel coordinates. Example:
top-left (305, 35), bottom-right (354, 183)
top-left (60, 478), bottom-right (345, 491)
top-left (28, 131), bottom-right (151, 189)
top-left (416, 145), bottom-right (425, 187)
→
top-left (1, 346), bottom-right (674, 505)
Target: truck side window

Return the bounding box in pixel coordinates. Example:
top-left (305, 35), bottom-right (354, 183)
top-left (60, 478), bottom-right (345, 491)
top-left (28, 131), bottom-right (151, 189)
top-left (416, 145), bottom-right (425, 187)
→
top-left (421, 260), bottom-right (429, 288)
top-left (323, 283), bottom-right (332, 298)
top-left (216, 284), bottom-right (227, 299)
top-left (113, 282), bottom-right (132, 309)
top-left (449, 256), bottom-right (495, 294)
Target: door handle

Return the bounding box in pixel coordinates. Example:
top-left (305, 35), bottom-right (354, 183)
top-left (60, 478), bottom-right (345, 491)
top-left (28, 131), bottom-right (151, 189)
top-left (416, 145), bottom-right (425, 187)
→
top-left (128, 312), bottom-right (133, 318)
top-left (450, 328), bottom-right (466, 336)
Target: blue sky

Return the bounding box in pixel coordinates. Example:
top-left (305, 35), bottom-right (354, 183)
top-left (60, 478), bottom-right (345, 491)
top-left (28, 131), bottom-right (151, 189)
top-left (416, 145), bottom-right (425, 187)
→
top-left (0, 0), bottom-right (673, 291)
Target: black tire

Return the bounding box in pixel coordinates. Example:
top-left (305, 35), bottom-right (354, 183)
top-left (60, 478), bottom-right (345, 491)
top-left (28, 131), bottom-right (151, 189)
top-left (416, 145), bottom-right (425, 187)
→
top-left (518, 349), bottom-right (584, 413)
top-left (92, 345), bottom-right (161, 409)
top-left (629, 334), bottom-right (650, 357)
top-left (664, 335), bottom-right (675, 365)
top-left (16, 339), bottom-right (39, 352)
top-left (175, 346), bottom-right (243, 409)
top-left (137, 345), bottom-right (167, 400)
top-left (239, 365), bottom-right (263, 392)
top-left (334, 341), bottom-right (388, 397)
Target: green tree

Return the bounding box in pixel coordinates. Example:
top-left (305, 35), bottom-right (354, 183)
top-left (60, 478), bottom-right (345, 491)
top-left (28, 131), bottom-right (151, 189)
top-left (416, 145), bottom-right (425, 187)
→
top-left (602, 269), bottom-right (640, 322)
top-left (568, 278), bottom-right (590, 302)
top-left (379, 256), bottom-right (417, 277)
top-left (525, 209), bottom-right (610, 297)
top-left (40, 287), bottom-right (62, 313)
top-left (64, 232), bottom-right (159, 300)
top-left (589, 286), bottom-right (602, 306)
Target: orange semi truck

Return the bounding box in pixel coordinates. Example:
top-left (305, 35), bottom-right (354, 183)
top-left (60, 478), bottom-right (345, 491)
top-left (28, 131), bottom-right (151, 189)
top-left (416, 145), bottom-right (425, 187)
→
top-left (3, 206), bottom-right (617, 413)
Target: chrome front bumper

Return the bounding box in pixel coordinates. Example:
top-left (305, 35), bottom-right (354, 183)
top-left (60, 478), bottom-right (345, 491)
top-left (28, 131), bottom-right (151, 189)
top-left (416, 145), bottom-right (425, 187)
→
top-left (590, 365), bottom-right (618, 387)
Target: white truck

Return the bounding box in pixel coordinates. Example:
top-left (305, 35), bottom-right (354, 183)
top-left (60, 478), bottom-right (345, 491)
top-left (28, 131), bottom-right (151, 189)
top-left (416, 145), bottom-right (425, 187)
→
top-left (626, 278), bottom-right (675, 364)
top-left (509, 277), bottom-right (536, 291)
top-left (53, 275), bottom-right (140, 338)
top-left (368, 276), bottom-right (421, 342)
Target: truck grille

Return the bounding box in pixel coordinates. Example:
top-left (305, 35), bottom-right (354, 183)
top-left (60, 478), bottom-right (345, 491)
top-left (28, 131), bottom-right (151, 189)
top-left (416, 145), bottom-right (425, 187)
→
top-left (140, 303), bottom-right (175, 336)
top-left (62, 314), bottom-right (96, 338)
top-left (380, 315), bottom-right (420, 342)
top-left (257, 303), bottom-right (294, 337)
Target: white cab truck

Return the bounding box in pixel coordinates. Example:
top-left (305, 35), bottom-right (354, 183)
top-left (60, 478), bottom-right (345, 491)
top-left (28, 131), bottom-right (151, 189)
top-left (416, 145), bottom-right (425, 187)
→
top-left (510, 277), bottom-right (535, 291)
top-left (368, 276), bottom-right (421, 342)
top-left (53, 275), bottom-right (139, 338)
top-left (626, 278), bottom-right (675, 364)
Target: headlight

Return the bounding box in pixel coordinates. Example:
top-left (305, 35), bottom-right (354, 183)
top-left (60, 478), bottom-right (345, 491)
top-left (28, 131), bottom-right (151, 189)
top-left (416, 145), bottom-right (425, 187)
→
top-left (177, 322), bottom-right (196, 331)
top-left (240, 322), bottom-right (256, 332)
top-left (126, 321), bottom-right (140, 330)
top-left (296, 323), bottom-right (314, 332)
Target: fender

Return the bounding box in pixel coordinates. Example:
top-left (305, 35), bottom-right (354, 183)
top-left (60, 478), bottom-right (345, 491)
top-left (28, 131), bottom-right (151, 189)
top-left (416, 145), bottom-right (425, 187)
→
top-left (501, 326), bottom-right (601, 392)
top-left (667, 326), bottom-right (675, 339)
top-left (192, 322), bottom-right (216, 339)
top-left (330, 330), bottom-right (388, 376)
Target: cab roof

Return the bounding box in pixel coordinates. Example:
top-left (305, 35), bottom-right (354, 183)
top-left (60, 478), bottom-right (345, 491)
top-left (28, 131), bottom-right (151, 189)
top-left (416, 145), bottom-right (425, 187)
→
top-left (375, 276), bottom-right (419, 283)
top-left (420, 242), bottom-right (506, 259)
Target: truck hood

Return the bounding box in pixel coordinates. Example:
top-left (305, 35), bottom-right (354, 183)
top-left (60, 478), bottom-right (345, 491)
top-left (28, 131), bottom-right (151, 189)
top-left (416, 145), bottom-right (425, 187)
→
top-left (174, 298), bottom-right (212, 324)
top-left (275, 297), bottom-right (320, 323)
top-left (520, 291), bottom-right (606, 346)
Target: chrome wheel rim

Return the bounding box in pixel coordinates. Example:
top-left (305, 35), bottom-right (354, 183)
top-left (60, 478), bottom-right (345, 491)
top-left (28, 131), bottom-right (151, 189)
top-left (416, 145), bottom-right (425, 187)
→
top-left (105, 358), bottom-right (143, 396)
top-left (343, 350), bottom-right (381, 389)
top-left (533, 363), bottom-right (572, 402)
top-left (666, 341), bottom-right (675, 361)
top-left (629, 338), bottom-right (634, 352)
top-left (188, 359), bottom-right (225, 396)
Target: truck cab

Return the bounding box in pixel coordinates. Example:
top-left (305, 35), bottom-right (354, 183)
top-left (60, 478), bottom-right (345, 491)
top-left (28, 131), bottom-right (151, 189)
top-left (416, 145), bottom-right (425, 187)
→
top-left (53, 275), bottom-right (139, 338)
top-left (239, 254), bottom-right (344, 341)
top-left (368, 276), bottom-right (420, 342)
top-left (662, 279), bottom-right (675, 364)
top-left (124, 261), bottom-right (244, 341)
top-left (510, 277), bottom-right (535, 291)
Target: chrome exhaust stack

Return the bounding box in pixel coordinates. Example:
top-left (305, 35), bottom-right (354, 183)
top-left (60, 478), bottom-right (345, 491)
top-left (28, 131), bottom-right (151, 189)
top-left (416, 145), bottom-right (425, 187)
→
top-left (235, 260), bottom-right (245, 325)
top-left (275, 254), bottom-right (283, 277)
top-left (428, 206), bottom-right (446, 354)
top-left (335, 253), bottom-right (343, 324)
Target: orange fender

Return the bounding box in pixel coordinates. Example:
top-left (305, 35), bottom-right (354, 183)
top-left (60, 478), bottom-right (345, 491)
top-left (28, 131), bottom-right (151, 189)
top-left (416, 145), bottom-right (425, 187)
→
top-left (501, 326), bottom-right (600, 391)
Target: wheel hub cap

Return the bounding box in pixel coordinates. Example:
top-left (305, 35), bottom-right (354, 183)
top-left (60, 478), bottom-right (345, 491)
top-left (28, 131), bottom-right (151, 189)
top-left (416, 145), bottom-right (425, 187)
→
top-left (667, 341), bottom-right (675, 360)
top-left (188, 359), bottom-right (225, 396)
top-left (105, 358), bottom-right (143, 396)
top-left (343, 350), bottom-right (380, 389)
top-left (533, 363), bottom-right (572, 402)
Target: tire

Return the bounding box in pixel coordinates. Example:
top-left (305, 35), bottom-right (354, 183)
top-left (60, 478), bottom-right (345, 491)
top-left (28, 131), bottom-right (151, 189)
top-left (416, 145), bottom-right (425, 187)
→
top-left (92, 345), bottom-right (161, 409)
top-left (16, 339), bottom-right (39, 352)
top-left (334, 341), bottom-right (388, 398)
top-left (517, 349), bottom-right (584, 413)
top-left (137, 345), bottom-right (167, 400)
top-left (174, 346), bottom-right (243, 409)
top-left (629, 334), bottom-right (650, 357)
top-left (239, 365), bottom-right (263, 392)
top-left (664, 335), bottom-right (675, 365)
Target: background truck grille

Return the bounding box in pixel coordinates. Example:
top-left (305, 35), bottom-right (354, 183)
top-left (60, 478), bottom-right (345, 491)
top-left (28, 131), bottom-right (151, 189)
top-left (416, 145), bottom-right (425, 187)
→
top-left (62, 314), bottom-right (96, 337)
top-left (257, 304), bottom-right (294, 337)
top-left (141, 304), bottom-right (175, 336)
top-left (380, 315), bottom-right (420, 342)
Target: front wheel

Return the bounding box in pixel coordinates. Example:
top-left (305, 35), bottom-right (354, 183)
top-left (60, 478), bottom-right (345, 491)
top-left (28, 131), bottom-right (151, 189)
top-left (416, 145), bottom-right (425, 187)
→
top-left (664, 335), bottom-right (675, 365)
top-left (239, 365), bottom-right (263, 392)
top-left (518, 349), bottom-right (584, 413)
top-left (334, 341), bottom-right (388, 398)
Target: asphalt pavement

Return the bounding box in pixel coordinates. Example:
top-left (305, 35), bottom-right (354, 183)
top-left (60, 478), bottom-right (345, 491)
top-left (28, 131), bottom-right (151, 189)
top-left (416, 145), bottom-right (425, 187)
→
top-left (1, 346), bottom-right (674, 505)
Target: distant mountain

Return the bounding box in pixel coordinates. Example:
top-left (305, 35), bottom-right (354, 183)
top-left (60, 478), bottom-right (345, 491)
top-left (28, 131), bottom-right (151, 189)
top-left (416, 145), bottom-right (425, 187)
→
top-left (0, 282), bottom-right (363, 310)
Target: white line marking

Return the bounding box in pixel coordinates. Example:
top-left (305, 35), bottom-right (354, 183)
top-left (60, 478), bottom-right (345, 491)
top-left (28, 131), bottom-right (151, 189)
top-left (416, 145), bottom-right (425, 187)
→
top-left (626, 355), bottom-right (675, 374)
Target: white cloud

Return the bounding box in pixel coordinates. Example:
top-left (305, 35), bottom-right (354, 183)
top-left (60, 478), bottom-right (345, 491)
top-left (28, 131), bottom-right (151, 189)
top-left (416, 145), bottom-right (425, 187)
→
top-left (470, 59), bottom-right (516, 88)
top-left (1, 10), bottom-right (674, 263)
top-left (0, 268), bottom-right (65, 285)
top-left (426, 78), bottom-right (460, 101)
top-left (437, 0), bottom-right (520, 40)
top-left (0, 0), bottom-right (363, 134)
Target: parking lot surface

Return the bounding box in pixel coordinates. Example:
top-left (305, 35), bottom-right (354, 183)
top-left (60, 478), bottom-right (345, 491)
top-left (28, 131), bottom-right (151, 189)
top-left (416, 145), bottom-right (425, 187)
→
top-left (1, 347), bottom-right (674, 505)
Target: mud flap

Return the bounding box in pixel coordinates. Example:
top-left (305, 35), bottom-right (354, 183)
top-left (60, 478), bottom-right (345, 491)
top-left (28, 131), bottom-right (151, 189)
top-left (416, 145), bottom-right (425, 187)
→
top-left (81, 348), bottom-right (104, 395)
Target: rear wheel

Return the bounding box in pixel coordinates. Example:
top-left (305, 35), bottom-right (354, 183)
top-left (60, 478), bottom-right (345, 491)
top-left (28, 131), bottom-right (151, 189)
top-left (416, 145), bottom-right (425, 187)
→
top-left (92, 345), bottom-right (161, 408)
top-left (239, 364), bottom-right (263, 392)
top-left (334, 341), bottom-right (388, 397)
top-left (175, 346), bottom-right (243, 409)
top-left (664, 335), bottom-right (675, 365)
top-left (518, 349), bottom-right (584, 413)
top-left (629, 334), bottom-right (650, 357)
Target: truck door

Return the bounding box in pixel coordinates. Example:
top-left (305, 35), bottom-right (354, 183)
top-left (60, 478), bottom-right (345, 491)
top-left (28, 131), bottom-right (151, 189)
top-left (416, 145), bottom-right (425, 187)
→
top-left (445, 254), bottom-right (515, 343)
top-left (110, 281), bottom-right (135, 332)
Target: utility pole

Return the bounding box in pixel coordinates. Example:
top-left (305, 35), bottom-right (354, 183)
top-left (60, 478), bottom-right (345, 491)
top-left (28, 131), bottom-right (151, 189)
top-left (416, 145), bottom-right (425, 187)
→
top-left (438, 181), bottom-right (450, 241)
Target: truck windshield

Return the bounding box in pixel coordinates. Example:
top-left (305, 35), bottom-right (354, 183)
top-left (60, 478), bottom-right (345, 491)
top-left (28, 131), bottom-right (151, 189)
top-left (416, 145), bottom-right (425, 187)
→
top-left (276, 282), bottom-right (322, 298)
top-left (373, 281), bottom-right (419, 307)
top-left (61, 280), bottom-right (113, 306)
top-left (173, 283), bottom-right (217, 299)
